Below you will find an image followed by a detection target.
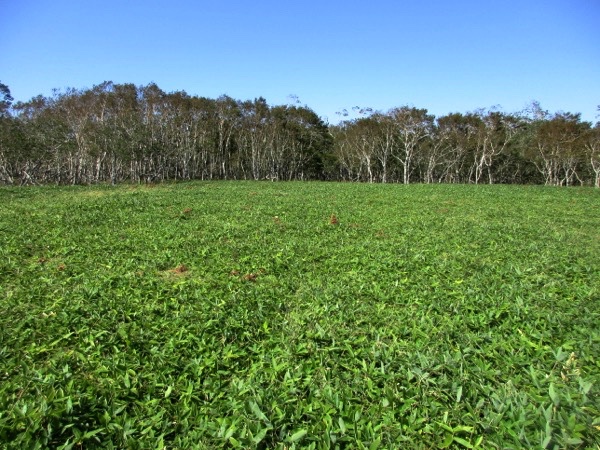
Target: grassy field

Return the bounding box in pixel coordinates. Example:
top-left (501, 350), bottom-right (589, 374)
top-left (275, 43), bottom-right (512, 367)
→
top-left (0, 181), bottom-right (599, 449)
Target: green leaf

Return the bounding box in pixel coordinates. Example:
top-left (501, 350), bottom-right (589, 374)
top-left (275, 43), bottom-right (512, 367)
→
top-left (456, 385), bottom-right (463, 403)
top-left (249, 400), bottom-right (269, 423)
top-left (436, 422), bottom-right (454, 433)
top-left (288, 429), bottom-right (308, 442)
top-left (82, 428), bottom-right (103, 440)
top-left (252, 426), bottom-right (272, 444)
top-left (578, 379), bottom-right (593, 395)
top-left (541, 436), bottom-right (552, 449)
top-left (338, 417), bottom-right (347, 434)
top-left (369, 437), bottom-right (381, 450)
top-left (117, 327), bottom-right (127, 339)
top-left (224, 424), bottom-right (236, 440)
top-left (453, 436), bottom-right (474, 448)
top-left (439, 433), bottom-right (453, 448)
top-left (549, 382), bottom-right (560, 406)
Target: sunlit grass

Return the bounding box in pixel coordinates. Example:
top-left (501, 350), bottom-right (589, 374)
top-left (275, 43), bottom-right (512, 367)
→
top-left (0, 182), bottom-right (599, 448)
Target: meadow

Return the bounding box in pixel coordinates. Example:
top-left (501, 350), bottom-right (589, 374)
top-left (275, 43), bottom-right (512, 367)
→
top-left (0, 181), bottom-right (598, 449)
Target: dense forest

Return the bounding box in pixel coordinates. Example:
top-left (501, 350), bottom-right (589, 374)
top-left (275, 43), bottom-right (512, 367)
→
top-left (1, 81), bottom-right (599, 186)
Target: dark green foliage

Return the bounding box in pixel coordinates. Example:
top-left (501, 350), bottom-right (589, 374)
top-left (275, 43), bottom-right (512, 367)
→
top-left (2, 82), bottom-right (598, 186)
top-left (0, 82), bottom-right (13, 117)
top-left (2, 83), bottom-right (335, 185)
top-left (0, 182), bottom-right (599, 448)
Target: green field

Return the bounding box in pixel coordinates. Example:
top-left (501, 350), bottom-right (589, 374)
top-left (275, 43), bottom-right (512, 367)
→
top-left (1, 182), bottom-right (599, 449)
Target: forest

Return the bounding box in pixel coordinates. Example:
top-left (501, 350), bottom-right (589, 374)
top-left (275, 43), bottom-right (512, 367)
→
top-left (1, 81), bottom-right (599, 186)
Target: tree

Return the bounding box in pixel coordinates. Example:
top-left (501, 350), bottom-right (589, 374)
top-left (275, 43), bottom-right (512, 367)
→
top-left (331, 123), bottom-right (361, 181)
top-left (423, 118), bottom-right (455, 183)
top-left (3, 80), bottom-right (600, 185)
top-left (0, 82), bottom-right (13, 117)
top-left (471, 109), bottom-right (522, 184)
top-left (388, 106), bottom-right (434, 184)
top-left (525, 112), bottom-right (589, 186)
top-left (237, 97), bottom-right (272, 180)
top-left (269, 104), bottom-right (332, 180)
top-left (435, 113), bottom-right (479, 183)
top-left (584, 124), bottom-right (600, 187)
top-left (370, 113), bottom-right (395, 183)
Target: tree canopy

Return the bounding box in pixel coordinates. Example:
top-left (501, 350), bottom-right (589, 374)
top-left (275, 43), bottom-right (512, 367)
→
top-left (0, 81), bottom-right (597, 186)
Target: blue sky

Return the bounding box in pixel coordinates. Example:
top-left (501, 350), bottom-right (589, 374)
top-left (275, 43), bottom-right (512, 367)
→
top-left (1, 0), bottom-right (599, 123)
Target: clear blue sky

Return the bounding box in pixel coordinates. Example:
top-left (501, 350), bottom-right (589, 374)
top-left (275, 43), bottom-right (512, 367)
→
top-left (1, 0), bottom-right (599, 123)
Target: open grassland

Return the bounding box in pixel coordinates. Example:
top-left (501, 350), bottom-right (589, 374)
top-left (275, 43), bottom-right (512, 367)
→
top-left (0, 182), bottom-right (599, 449)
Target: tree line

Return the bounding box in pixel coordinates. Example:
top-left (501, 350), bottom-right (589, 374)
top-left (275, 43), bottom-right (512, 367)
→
top-left (1, 81), bottom-right (598, 186)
